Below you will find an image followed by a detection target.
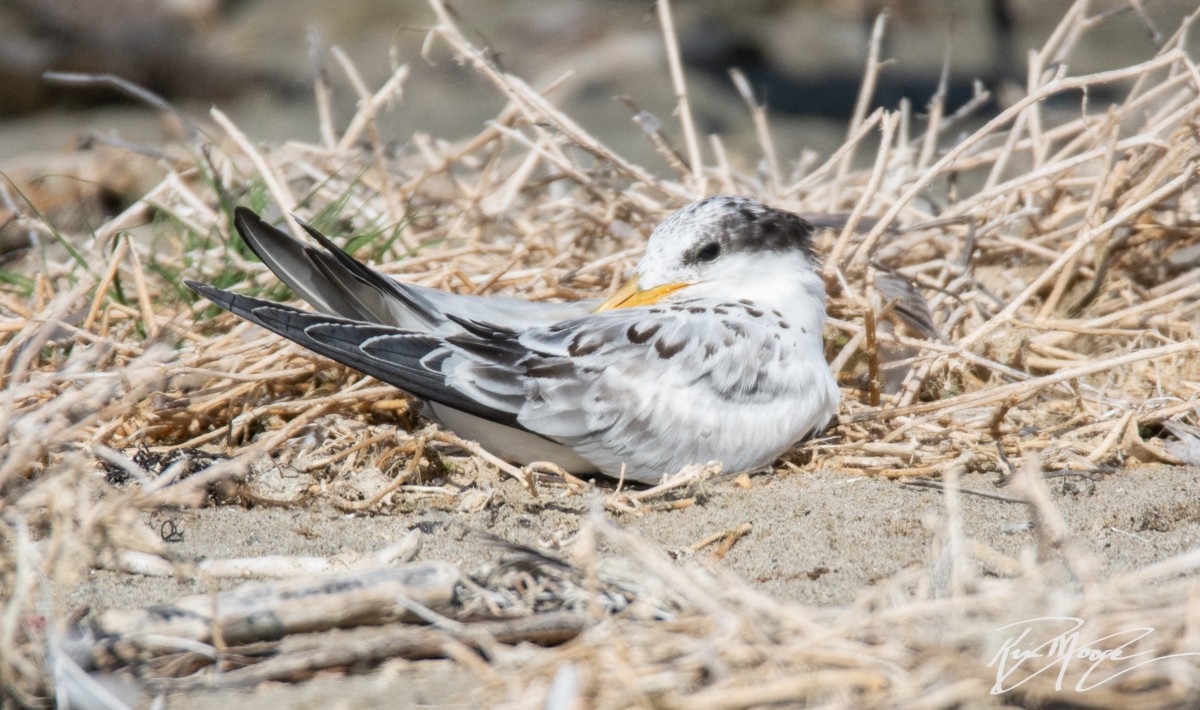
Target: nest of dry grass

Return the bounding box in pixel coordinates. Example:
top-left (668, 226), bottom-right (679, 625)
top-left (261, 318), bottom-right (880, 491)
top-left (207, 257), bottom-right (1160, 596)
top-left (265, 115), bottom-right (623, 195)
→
top-left (2, 0), bottom-right (1200, 706)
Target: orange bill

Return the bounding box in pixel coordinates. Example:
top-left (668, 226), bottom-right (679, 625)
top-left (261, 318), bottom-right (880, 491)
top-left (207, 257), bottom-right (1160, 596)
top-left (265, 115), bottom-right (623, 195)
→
top-left (594, 278), bottom-right (689, 312)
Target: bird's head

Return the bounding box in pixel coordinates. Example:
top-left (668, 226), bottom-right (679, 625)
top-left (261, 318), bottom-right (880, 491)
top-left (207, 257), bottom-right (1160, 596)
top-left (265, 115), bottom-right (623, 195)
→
top-left (596, 195), bottom-right (821, 311)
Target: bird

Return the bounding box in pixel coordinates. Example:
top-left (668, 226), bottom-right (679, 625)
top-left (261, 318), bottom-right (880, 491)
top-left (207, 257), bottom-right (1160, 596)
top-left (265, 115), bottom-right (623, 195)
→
top-left (186, 195), bottom-right (840, 484)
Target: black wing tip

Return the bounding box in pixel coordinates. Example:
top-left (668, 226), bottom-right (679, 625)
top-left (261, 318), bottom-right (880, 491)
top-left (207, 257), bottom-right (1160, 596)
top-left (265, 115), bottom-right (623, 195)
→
top-left (444, 312), bottom-right (515, 339)
top-left (291, 213), bottom-right (346, 254)
top-left (233, 204), bottom-right (347, 261)
top-left (231, 205), bottom-right (285, 251)
top-left (232, 205), bottom-right (261, 227)
top-left (184, 279), bottom-right (216, 299)
top-left (231, 205), bottom-right (263, 240)
top-left (184, 279), bottom-right (239, 311)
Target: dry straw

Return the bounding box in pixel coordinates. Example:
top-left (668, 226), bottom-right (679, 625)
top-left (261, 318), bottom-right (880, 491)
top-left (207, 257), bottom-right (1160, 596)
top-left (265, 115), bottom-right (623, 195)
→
top-left (2, 0), bottom-right (1200, 706)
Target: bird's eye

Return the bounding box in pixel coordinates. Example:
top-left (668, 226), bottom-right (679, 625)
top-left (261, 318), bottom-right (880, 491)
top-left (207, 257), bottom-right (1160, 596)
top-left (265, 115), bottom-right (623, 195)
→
top-left (696, 242), bottom-right (721, 262)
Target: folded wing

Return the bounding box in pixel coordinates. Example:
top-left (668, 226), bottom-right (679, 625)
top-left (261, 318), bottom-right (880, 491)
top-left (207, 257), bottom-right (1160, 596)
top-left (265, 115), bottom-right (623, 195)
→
top-left (186, 282), bottom-right (524, 427)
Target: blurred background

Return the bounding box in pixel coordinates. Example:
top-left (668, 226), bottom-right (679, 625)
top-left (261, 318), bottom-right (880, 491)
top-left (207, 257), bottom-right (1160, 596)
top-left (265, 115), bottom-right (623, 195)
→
top-left (0, 0), bottom-right (1195, 222)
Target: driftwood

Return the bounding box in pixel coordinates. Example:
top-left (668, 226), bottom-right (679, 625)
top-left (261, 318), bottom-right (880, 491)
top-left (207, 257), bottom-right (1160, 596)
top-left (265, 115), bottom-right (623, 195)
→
top-left (164, 610), bottom-right (587, 691)
top-left (95, 561), bottom-right (460, 651)
top-left (108, 530), bottom-right (423, 579)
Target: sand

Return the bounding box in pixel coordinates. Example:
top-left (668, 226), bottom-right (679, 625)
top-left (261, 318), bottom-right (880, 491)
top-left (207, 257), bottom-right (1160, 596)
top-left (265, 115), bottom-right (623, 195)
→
top-left (60, 462), bottom-right (1200, 708)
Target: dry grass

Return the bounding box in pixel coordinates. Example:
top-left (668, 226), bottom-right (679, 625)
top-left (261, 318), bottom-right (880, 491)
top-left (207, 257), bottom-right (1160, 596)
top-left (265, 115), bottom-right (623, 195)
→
top-left (2, 0), bottom-right (1200, 706)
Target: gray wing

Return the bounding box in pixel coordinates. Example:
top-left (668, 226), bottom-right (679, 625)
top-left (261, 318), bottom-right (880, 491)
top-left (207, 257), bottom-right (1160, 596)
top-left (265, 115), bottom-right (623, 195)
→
top-left (444, 303), bottom-right (818, 476)
top-left (187, 282), bottom-right (728, 447)
top-left (232, 207), bottom-right (597, 335)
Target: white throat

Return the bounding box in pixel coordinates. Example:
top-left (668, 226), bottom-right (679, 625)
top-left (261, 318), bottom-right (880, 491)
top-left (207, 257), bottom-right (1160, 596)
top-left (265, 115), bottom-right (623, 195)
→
top-left (667, 251), bottom-right (828, 335)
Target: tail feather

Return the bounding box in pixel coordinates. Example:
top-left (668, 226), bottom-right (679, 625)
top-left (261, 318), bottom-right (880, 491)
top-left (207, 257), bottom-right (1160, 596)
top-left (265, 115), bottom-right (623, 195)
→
top-left (232, 207), bottom-right (443, 330)
top-left (232, 207), bottom-right (599, 335)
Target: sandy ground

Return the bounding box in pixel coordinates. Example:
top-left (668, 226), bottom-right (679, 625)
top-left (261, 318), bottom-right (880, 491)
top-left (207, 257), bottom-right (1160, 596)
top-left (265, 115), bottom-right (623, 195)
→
top-left (65, 463), bottom-right (1200, 707)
